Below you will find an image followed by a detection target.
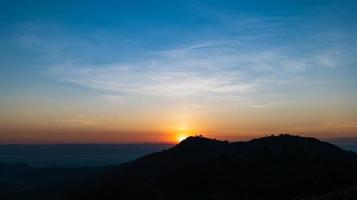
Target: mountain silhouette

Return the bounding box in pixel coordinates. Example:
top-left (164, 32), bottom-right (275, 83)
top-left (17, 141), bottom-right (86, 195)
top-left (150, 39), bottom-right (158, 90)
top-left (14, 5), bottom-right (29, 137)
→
top-left (303, 185), bottom-right (357, 200)
top-left (72, 134), bottom-right (357, 200)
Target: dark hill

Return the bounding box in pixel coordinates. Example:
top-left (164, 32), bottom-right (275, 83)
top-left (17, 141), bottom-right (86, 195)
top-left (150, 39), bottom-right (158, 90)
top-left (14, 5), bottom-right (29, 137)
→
top-left (72, 134), bottom-right (357, 200)
top-left (303, 185), bottom-right (357, 200)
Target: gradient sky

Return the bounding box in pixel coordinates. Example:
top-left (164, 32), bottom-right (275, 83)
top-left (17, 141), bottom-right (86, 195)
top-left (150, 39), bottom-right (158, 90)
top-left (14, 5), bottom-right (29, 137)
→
top-left (0, 0), bottom-right (357, 144)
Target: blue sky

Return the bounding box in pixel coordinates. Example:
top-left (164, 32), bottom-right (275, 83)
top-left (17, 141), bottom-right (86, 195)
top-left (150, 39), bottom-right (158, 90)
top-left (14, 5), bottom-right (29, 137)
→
top-left (0, 0), bottom-right (357, 143)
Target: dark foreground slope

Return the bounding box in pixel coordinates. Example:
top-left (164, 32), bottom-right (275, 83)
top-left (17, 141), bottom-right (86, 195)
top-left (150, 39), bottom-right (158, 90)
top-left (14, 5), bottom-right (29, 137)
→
top-left (72, 135), bottom-right (357, 200)
top-left (0, 163), bottom-right (109, 200)
top-left (304, 185), bottom-right (357, 200)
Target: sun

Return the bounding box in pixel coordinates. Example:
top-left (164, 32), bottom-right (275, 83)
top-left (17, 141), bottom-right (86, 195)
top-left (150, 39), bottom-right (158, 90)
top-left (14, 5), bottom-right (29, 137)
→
top-left (177, 135), bottom-right (188, 143)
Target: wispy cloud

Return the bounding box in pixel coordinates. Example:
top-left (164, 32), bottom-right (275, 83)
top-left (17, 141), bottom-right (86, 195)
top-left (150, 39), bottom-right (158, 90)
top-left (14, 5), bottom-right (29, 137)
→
top-left (44, 41), bottom-right (260, 97)
top-left (16, 12), bottom-right (356, 108)
top-left (43, 39), bottom-right (344, 102)
top-left (54, 118), bottom-right (97, 127)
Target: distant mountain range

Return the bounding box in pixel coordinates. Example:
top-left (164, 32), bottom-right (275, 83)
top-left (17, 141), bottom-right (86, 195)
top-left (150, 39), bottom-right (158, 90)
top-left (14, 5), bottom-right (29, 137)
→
top-left (0, 144), bottom-right (172, 167)
top-left (1, 134), bottom-right (357, 200)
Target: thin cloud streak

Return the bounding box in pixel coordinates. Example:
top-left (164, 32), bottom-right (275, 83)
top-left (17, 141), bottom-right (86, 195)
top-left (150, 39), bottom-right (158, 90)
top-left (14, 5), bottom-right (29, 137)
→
top-left (44, 39), bottom-right (344, 102)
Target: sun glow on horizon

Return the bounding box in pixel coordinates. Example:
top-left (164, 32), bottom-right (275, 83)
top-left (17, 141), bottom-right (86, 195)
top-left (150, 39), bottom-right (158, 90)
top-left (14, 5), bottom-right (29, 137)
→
top-left (167, 124), bottom-right (193, 143)
top-left (177, 135), bottom-right (188, 143)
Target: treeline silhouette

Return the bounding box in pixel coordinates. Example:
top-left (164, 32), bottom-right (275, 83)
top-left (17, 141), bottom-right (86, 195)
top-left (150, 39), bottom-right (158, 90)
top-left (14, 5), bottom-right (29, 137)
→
top-left (71, 134), bottom-right (357, 200)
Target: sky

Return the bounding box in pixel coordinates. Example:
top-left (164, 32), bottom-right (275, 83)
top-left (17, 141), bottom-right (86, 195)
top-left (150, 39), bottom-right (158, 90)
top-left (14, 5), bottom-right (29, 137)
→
top-left (0, 0), bottom-right (357, 144)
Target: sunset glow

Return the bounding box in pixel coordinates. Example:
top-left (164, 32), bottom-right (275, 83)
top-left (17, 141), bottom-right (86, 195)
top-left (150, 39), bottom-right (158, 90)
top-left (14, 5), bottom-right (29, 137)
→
top-left (1, 2), bottom-right (357, 200)
top-left (0, 1), bottom-right (357, 144)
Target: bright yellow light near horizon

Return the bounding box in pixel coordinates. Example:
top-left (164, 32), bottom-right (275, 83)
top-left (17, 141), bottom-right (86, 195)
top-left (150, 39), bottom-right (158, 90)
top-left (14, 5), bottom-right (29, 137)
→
top-left (169, 124), bottom-right (194, 143)
top-left (177, 135), bottom-right (188, 143)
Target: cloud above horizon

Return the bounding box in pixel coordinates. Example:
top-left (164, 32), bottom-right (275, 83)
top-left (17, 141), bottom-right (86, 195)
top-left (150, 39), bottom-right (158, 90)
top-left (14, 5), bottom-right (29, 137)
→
top-left (14, 8), bottom-right (355, 105)
top-left (40, 36), bottom-right (353, 107)
top-left (13, 4), bottom-right (357, 116)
